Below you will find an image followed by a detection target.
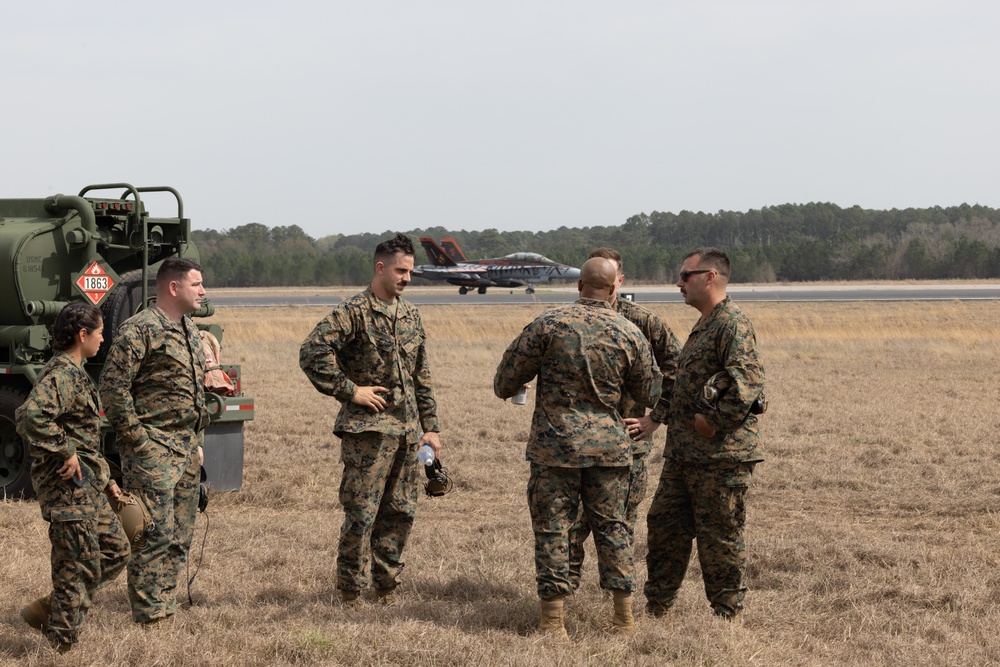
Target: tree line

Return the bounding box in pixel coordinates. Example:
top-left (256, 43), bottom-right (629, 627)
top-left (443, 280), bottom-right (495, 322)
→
top-left (192, 202), bottom-right (1000, 286)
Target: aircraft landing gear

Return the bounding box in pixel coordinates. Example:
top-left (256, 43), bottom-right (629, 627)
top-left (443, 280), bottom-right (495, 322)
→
top-left (459, 286), bottom-right (468, 295)
top-left (525, 287), bottom-right (535, 294)
top-left (478, 285), bottom-right (488, 295)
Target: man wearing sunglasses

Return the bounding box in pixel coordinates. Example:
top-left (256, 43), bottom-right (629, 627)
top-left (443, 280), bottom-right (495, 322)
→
top-left (644, 247), bottom-right (766, 621)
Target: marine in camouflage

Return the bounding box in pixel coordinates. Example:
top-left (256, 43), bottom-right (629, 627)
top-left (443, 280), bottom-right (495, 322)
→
top-left (15, 352), bottom-right (130, 646)
top-left (645, 295), bottom-right (765, 617)
top-left (300, 286), bottom-right (440, 594)
top-left (662, 296), bottom-right (764, 465)
top-left (99, 305), bottom-right (208, 623)
top-left (300, 287), bottom-right (440, 441)
top-left (493, 298), bottom-right (661, 468)
top-left (568, 296), bottom-right (681, 587)
top-left (494, 297), bottom-right (661, 599)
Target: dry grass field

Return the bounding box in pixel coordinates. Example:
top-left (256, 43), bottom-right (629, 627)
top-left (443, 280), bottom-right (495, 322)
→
top-left (4, 296), bottom-right (1000, 666)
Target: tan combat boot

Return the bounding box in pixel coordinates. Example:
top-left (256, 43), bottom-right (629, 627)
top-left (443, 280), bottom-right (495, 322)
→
top-left (611, 590), bottom-right (636, 634)
top-left (374, 587), bottom-right (396, 606)
top-left (338, 589), bottom-right (360, 606)
top-left (20, 596), bottom-right (51, 633)
top-left (538, 597), bottom-right (569, 641)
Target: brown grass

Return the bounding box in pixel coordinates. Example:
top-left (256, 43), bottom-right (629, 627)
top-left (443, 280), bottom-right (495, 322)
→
top-left (4, 299), bottom-right (1000, 666)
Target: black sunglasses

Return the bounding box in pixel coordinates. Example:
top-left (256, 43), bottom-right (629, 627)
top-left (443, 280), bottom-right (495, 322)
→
top-left (679, 269), bottom-right (712, 282)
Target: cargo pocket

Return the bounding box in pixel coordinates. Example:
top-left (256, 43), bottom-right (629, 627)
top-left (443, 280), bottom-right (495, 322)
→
top-left (719, 463), bottom-right (755, 528)
top-left (49, 516), bottom-right (100, 562)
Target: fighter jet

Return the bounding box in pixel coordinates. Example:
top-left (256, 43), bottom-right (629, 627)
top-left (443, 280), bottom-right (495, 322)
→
top-left (412, 237), bottom-right (581, 294)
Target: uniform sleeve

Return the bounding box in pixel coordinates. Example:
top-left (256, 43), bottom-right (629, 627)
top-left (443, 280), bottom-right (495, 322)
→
top-left (16, 371), bottom-right (75, 460)
top-left (624, 334), bottom-right (662, 410)
top-left (705, 319), bottom-right (765, 432)
top-left (99, 326), bottom-right (150, 448)
top-left (411, 314), bottom-right (441, 433)
top-left (299, 308), bottom-right (358, 402)
top-left (189, 321), bottom-right (212, 432)
top-left (494, 321), bottom-right (543, 399)
top-left (648, 317), bottom-right (682, 424)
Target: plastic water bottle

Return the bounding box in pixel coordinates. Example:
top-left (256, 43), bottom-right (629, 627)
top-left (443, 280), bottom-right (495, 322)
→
top-left (512, 386), bottom-right (528, 405)
top-left (417, 443), bottom-right (435, 467)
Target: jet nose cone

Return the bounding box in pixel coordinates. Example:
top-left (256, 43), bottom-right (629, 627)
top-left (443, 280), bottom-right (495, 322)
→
top-left (566, 267), bottom-right (581, 279)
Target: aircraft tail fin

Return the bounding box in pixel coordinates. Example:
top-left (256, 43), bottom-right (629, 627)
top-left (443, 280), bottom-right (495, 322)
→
top-left (419, 238), bottom-right (456, 266)
top-left (439, 238), bottom-right (468, 263)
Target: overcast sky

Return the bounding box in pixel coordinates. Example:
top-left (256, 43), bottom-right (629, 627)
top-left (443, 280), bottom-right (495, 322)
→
top-left (2, 1), bottom-right (997, 239)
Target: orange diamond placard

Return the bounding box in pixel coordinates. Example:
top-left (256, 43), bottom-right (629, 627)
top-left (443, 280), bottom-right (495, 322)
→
top-left (75, 261), bottom-right (116, 305)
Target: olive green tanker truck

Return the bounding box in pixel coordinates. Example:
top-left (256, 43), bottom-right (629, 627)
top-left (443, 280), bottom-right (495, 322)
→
top-left (0, 183), bottom-right (253, 498)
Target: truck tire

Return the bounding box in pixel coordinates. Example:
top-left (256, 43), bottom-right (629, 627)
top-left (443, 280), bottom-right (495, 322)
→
top-left (0, 386), bottom-right (32, 499)
top-left (96, 270), bottom-right (153, 362)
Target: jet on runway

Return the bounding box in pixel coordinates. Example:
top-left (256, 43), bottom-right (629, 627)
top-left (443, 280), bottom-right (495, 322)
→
top-left (413, 238), bottom-right (581, 294)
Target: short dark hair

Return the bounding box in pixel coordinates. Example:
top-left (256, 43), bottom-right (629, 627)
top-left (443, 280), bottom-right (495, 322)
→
top-left (685, 247), bottom-right (730, 279)
top-left (157, 257), bottom-right (202, 287)
top-left (374, 233), bottom-right (415, 265)
top-left (589, 247), bottom-right (622, 271)
top-left (51, 301), bottom-right (102, 352)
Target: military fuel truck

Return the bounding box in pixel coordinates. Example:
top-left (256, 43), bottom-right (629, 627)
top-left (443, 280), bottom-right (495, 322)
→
top-left (0, 183), bottom-right (254, 499)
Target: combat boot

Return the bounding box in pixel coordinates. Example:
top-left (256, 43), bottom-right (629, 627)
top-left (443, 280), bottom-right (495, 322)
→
top-left (20, 595), bottom-right (51, 633)
top-left (611, 590), bottom-right (635, 635)
top-left (374, 587), bottom-right (396, 606)
top-left (48, 637), bottom-right (72, 654)
top-left (538, 597), bottom-right (569, 641)
top-left (338, 589), bottom-right (360, 605)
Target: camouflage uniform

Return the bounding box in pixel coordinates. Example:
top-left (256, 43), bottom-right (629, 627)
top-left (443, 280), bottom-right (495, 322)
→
top-left (568, 297), bottom-right (681, 588)
top-left (493, 298), bottom-right (661, 600)
top-left (99, 305), bottom-right (208, 623)
top-left (300, 287), bottom-right (439, 593)
top-left (15, 352), bottom-right (130, 646)
top-left (644, 296), bottom-right (765, 617)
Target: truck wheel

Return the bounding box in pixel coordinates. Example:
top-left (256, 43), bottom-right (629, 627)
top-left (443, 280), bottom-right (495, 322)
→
top-left (0, 386), bottom-right (32, 499)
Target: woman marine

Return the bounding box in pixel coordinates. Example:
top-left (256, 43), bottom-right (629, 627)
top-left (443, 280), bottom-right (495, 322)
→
top-left (16, 301), bottom-right (130, 653)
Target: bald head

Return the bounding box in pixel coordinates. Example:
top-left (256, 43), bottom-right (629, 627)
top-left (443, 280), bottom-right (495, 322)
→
top-left (578, 257), bottom-right (618, 301)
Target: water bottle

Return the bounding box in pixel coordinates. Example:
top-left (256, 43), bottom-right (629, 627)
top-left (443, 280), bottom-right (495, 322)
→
top-left (417, 443), bottom-right (435, 467)
top-left (512, 386), bottom-right (528, 405)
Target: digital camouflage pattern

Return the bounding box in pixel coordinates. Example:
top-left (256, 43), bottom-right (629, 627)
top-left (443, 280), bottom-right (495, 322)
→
top-left (529, 464), bottom-right (632, 599)
top-left (494, 298), bottom-right (660, 599)
top-left (100, 306), bottom-right (209, 456)
top-left (568, 451), bottom-right (648, 589)
top-left (99, 305), bottom-right (208, 623)
top-left (645, 461), bottom-right (755, 616)
top-left (300, 287), bottom-right (440, 593)
top-left (645, 296), bottom-right (765, 617)
top-left (120, 447), bottom-right (200, 622)
top-left (336, 432), bottom-right (419, 592)
top-left (299, 287), bottom-right (440, 442)
top-left (614, 297), bottom-right (681, 455)
top-left (493, 298), bottom-right (662, 467)
top-left (15, 352), bottom-right (130, 646)
top-left (568, 297), bottom-right (681, 586)
top-left (664, 296), bottom-right (765, 464)
top-left (44, 497), bottom-right (130, 645)
top-left (16, 352), bottom-right (109, 510)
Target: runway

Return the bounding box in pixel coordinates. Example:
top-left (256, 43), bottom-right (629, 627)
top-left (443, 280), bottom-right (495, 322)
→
top-left (207, 283), bottom-right (1000, 307)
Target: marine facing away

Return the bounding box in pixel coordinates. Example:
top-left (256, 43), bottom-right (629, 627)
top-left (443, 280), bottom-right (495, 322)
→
top-left (494, 257), bottom-right (661, 639)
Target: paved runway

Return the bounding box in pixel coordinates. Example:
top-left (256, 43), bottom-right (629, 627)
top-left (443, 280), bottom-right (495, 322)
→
top-left (207, 284), bottom-right (1000, 307)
